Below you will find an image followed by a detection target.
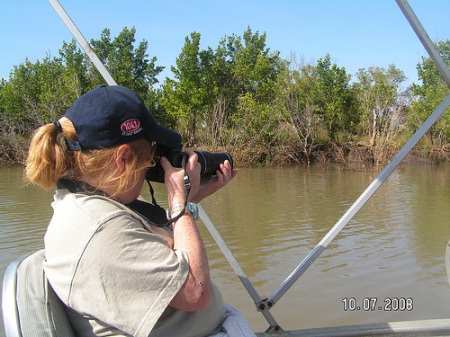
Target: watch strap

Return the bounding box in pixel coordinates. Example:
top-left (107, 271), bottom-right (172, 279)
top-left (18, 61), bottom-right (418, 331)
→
top-left (167, 202), bottom-right (198, 221)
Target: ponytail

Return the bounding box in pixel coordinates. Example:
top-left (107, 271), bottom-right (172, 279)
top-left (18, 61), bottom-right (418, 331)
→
top-left (25, 118), bottom-right (76, 189)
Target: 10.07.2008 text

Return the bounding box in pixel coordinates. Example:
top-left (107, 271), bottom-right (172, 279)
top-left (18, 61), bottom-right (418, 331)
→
top-left (342, 297), bottom-right (413, 311)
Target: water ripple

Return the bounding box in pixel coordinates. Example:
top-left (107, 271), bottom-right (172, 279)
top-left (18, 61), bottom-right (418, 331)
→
top-left (2, 165), bottom-right (450, 333)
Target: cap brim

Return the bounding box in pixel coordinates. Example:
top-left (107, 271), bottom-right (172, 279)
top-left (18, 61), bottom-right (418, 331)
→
top-left (147, 125), bottom-right (183, 149)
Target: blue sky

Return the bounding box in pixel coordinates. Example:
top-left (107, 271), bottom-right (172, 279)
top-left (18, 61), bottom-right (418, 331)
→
top-left (1, 1), bottom-right (449, 87)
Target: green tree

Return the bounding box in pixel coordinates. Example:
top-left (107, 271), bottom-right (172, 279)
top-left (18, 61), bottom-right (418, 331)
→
top-left (58, 39), bottom-right (90, 99)
top-left (0, 56), bottom-right (70, 162)
top-left (231, 28), bottom-right (280, 101)
top-left (1, 59), bottom-right (45, 131)
top-left (316, 54), bottom-right (359, 141)
top-left (354, 65), bottom-right (407, 147)
top-left (202, 42), bottom-right (230, 146)
top-left (166, 32), bottom-right (213, 146)
top-left (220, 27), bottom-right (282, 156)
top-left (276, 57), bottom-right (322, 163)
top-left (410, 39), bottom-right (450, 146)
top-left (90, 27), bottom-right (164, 100)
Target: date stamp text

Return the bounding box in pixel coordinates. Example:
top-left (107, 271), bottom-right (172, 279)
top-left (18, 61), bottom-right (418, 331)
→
top-left (342, 297), bottom-right (413, 311)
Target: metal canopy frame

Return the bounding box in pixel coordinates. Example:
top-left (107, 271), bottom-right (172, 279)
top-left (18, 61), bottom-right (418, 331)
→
top-left (203, 1), bottom-right (450, 333)
top-left (48, 0), bottom-right (117, 86)
top-left (48, 0), bottom-right (450, 334)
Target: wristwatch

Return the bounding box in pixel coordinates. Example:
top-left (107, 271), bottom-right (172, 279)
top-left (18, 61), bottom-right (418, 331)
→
top-left (185, 202), bottom-right (199, 221)
top-left (167, 202), bottom-right (199, 221)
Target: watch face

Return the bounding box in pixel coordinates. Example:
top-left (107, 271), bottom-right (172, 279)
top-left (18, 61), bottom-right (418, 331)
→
top-left (187, 202), bottom-right (199, 220)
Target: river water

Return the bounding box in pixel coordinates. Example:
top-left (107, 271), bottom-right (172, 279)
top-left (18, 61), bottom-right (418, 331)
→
top-left (1, 163), bottom-right (450, 335)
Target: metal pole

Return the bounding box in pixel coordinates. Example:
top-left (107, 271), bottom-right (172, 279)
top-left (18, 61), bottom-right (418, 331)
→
top-left (48, 0), bottom-right (117, 86)
top-left (265, 0), bottom-right (450, 307)
top-left (198, 205), bottom-right (281, 331)
top-left (396, 0), bottom-right (450, 88)
top-left (198, 205), bottom-right (262, 304)
top-left (267, 93), bottom-right (450, 305)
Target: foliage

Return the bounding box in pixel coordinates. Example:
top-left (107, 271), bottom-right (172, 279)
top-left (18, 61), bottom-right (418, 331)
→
top-left (275, 58), bottom-right (322, 163)
top-left (315, 54), bottom-right (359, 141)
top-left (410, 39), bottom-right (450, 147)
top-left (90, 27), bottom-right (163, 101)
top-left (164, 32), bottom-right (212, 146)
top-left (354, 65), bottom-right (407, 146)
top-left (1, 26), bottom-right (449, 166)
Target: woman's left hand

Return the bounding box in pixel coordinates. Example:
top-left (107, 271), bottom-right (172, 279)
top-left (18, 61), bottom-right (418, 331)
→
top-left (190, 160), bottom-right (238, 203)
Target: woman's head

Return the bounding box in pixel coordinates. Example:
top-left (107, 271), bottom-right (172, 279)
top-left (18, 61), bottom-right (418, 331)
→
top-left (26, 117), bottom-right (154, 197)
top-left (25, 85), bottom-right (182, 196)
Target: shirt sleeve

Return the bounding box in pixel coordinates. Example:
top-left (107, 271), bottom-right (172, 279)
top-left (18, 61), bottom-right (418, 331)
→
top-left (67, 211), bottom-right (190, 337)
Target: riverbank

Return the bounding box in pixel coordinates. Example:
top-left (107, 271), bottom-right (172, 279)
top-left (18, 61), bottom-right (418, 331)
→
top-left (2, 140), bottom-right (450, 169)
top-left (192, 141), bottom-right (450, 171)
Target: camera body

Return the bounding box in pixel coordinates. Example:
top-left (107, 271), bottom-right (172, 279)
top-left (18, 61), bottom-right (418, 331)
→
top-left (146, 146), bottom-right (233, 183)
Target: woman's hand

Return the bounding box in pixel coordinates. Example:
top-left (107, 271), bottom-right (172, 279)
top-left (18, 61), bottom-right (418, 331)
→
top-left (160, 150), bottom-right (201, 205)
top-left (190, 159), bottom-right (238, 204)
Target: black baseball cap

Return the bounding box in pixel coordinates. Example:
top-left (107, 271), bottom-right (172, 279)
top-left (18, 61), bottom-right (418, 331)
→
top-left (64, 85), bottom-right (182, 150)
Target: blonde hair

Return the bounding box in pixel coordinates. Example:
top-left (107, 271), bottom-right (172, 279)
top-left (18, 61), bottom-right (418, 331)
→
top-left (25, 117), bottom-right (154, 198)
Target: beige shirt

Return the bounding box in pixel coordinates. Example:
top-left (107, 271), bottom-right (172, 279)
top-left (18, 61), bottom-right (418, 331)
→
top-left (44, 187), bottom-right (225, 337)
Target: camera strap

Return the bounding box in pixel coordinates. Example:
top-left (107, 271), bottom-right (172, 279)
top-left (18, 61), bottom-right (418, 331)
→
top-left (166, 153), bottom-right (191, 226)
top-left (146, 179), bottom-right (159, 207)
top-left (182, 154), bottom-right (191, 197)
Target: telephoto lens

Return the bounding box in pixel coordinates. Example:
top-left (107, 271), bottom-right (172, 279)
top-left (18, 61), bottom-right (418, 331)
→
top-left (145, 148), bottom-right (233, 183)
top-left (196, 151), bottom-right (233, 177)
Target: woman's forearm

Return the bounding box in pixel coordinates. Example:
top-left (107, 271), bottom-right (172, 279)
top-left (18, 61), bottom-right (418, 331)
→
top-left (169, 212), bottom-right (211, 311)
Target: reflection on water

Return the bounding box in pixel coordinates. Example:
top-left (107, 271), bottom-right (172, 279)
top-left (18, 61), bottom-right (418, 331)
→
top-left (1, 163), bottom-right (450, 334)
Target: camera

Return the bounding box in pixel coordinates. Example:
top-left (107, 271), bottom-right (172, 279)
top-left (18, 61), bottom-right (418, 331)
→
top-left (146, 146), bottom-right (234, 183)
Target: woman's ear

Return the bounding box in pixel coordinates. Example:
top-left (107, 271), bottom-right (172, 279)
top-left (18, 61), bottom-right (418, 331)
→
top-left (115, 144), bottom-right (132, 174)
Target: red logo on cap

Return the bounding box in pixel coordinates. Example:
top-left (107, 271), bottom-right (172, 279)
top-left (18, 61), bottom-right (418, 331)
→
top-left (121, 119), bottom-right (141, 132)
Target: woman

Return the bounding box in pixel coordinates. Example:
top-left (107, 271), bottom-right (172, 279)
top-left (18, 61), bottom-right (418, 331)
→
top-left (25, 85), bottom-right (250, 337)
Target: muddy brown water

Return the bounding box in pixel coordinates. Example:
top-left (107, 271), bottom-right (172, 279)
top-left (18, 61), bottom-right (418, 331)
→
top-left (1, 163), bottom-right (450, 334)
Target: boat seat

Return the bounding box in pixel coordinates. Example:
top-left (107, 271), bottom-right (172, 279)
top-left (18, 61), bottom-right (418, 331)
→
top-left (2, 249), bottom-right (76, 337)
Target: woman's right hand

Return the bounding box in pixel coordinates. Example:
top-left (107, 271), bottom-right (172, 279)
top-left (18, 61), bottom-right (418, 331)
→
top-left (160, 150), bottom-right (201, 206)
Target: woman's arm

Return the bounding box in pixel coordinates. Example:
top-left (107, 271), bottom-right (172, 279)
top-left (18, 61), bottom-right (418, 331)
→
top-left (169, 212), bottom-right (211, 311)
top-left (161, 151), bottom-right (210, 311)
top-left (161, 151), bottom-right (238, 311)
